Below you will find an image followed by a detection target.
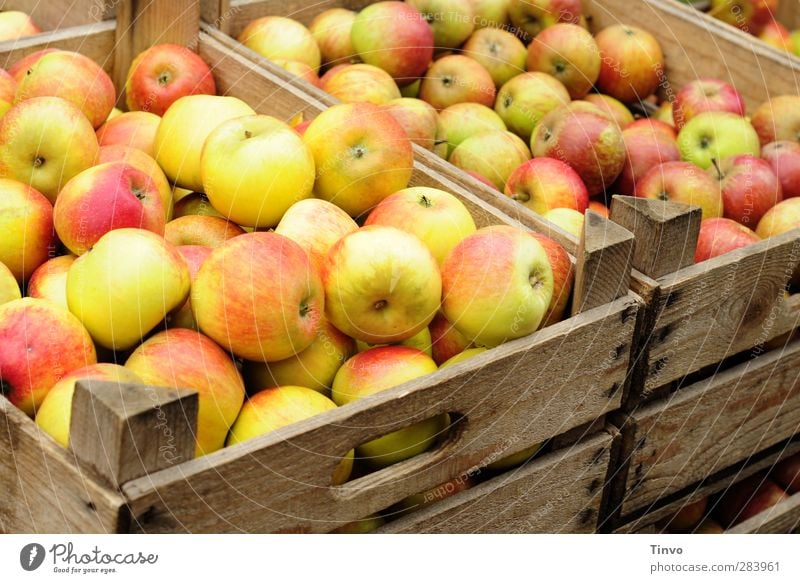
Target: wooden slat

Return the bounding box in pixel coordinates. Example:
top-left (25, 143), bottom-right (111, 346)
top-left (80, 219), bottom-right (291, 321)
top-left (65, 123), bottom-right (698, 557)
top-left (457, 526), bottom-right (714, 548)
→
top-left (226, 0), bottom-right (376, 35)
top-left (378, 430), bottom-right (614, 534)
top-left (621, 338), bottom-right (800, 516)
top-left (776, 0), bottom-right (800, 30)
top-left (0, 19), bottom-right (117, 74)
top-left (727, 492), bottom-right (800, 534)
top-left (0, 0), bottom-right (114, 30)
top-left (0, 396), bottom-right (126, 533)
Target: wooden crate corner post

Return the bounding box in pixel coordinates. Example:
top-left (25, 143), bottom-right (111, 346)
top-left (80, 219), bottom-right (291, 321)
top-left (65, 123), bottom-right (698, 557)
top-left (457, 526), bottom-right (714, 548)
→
top-left (69, 379), bottom-right (198, 487)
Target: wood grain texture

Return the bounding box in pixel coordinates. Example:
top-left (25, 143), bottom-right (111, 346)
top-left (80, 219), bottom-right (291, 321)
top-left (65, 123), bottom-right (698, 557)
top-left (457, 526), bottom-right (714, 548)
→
top-left (776, 0), bottom-right (800, 30)
top-left (0, 396), bottom-right (126, 533)
top-left (621, 339), bottom-right (800, 516)
top-left (121, 293), bottom-right (637, 533)
top-left (227, 0), bottom-right (376, 34)
top-left (585, 0), bottom-right (800, 112)
top-left (69, 381), bottom-right (198, 487)
top-left (727, 492), bottom-right (800, 534)
top-left (378, 431), bottom-right (614, 533)
top-left (644, 228), bottom-right (800, 393)
top-left (0, 20), bottom-right (117, 74)
top-left (610, 196), bottom-right (701, 280)
top-left (0, 0), bottom-right (113, 30)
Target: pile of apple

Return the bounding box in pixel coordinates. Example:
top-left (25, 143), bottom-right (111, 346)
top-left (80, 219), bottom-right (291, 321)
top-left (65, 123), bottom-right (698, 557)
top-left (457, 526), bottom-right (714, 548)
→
top-left (234, 0), bottom-right (800, 253)
top-left (0, 38), bottom-right (574, 489)
top-left (695, 0), bottom-right (800, 56)
top-left (657, 451), bottom-right (799, 533)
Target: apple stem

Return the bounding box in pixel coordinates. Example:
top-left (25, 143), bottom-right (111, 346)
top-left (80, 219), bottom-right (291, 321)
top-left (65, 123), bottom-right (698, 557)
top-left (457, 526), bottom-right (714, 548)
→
top-left (33, 156), bottom-right (44, 168)
top-left (710, 158), bottom-right (724, 181)
top-left (373, 300), bottom-right (388, 310)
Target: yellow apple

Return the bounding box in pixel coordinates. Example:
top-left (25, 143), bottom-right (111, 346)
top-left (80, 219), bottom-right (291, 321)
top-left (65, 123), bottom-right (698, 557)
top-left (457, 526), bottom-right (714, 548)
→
top-left (0, 96), bottom-right (99, 202)
top-left (126, 328), bottom-right (246, 457)
top-left (322, 63), bottom-right (401, 105)
top-left (0, 178), bottom-right (54, 282)
top-left (66, 228), bottom-right (191, 351)
top-left (355, 326), bottom-right (433, 357)
top-left (26, 255), bottom-right (76, 310)
top-left (201, 115), bottom-right (315, 228)
top-left (439, 347), bottom-right (488, 368)
top-left (227, 385), bottom-right (353, 484)
top-left (324, 226), bottom-right (441, 344)
top-left (0, 10), bottom-right (40, 41)
top-left (35, 363), bottom-right (143, 447)
top-left (154, 94), bottom-right (255, 191)
top-left (543, 207), bottom-right (584, 238)
top-left (365, 187), bottom-right (477, 265)
top-left (332, 346), bottom-right (446, 467)
top-left (486, 442), bottom-right (543, 471)
top-left (237, 16), bottom-right (321, 71)
top-left (0, 262), bottom-right (21, 306)
top-left (164, 215), bottom-right (246, 248)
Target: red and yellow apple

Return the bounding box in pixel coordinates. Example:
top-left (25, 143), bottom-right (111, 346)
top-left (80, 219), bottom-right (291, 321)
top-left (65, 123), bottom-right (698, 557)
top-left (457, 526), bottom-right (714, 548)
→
top-left (0, 262), bottom-right (20, 306)
top-left (751, 95), bottom-right (800, 146)
top-left (168, 245), bottom-right (211, 331)
top-left (526, 23), bottom-right (600, 99)
top-left (26, 255), bottom-right (76, 311)
top-left (461, 26), bottom-right (526, 88)
top-left (494, 71), bottom-right (570, 142)
top-left (504, 157), bottom-right (589, 214)
top-left (582, 93), bottom-right (634, 129)
top-left (616, 124), bottom-right (681, 197)
top-left (408, 0), bottom-right (475, 48)
top-left (96, 111), bottom-right (161, 157)
top-left (436, 102), bottom-right (506, 159)
top-left (762, 141), bottom-right (800, 199)
top-left (756, 198), bottom-right (800, 239)
top-left (450, 130), bottom-right (530, 191)
top-left (0, 178), bottom-right (54, 282)
top-left (429, 312), bottom-right (472, 365)
top-left (309, 8), bottom-right (358, 66)
top-left (635, 161), bottom-right (724, 220)
top-left (0, 10), bottom-right (40, 42)
top-left (532, 232), bottom-right (574, 326)
top-left (543, 207), bottom-right (584, 238)
top-left (381, 97), bottom-right (439, 150)
top-left (7, 48), bottom-right (57, 83)
top-left (419, 55), bottom-right (496, 110)
top-left (595, 24), bottom-right (664, 104)
top-left (695, 218), bottom-right (761, 263)
top-left (711, 154), bottom-right (782, 227)
top-left (238, 16), bottom-right (321, 71)
top-left (322, 63), bottom-right (401, 104)
top-left (672, 78), bottom-right (746, 130)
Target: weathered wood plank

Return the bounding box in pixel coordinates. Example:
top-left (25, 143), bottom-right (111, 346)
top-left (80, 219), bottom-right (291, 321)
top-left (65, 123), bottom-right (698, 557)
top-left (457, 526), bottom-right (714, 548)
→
top-left (0, 396), bottom-right (127, 533)
top-left (0, 0), bottom-right (113, 30)
top-left (727, 492), bottom-right (800, 534)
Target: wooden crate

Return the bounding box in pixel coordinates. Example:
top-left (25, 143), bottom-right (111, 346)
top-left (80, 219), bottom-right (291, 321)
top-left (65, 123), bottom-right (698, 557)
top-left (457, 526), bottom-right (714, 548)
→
top-left (0, 20), bottom-right (642, 533)
top-left (612, 437), bottom-right (800, 533)
top-left (201, 1), bottom-right (800, 410)
top-left (604, 336), bottom-right (800, 525)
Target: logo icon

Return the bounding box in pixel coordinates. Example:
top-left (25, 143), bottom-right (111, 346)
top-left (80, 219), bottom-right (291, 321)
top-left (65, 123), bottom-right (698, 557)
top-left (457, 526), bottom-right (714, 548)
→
top-left (20, 543), bottom-right (45, 571)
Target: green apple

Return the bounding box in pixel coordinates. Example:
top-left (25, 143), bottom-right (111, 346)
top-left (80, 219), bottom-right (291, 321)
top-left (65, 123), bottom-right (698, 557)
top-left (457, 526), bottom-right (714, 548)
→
top-left (677, 111), bottom-right (761, 169)
top-left (450, 130), bottom-right (531, 190)
top-left (436, 102), bottom-right (506, 159)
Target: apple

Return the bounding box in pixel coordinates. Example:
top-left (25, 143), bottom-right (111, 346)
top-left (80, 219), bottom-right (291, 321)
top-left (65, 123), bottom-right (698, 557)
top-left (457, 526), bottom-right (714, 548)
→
top-left (627, 118), bottom-right (677, 141)
top-left (419, 54), bottom-right (496, 110)
top-left (173, 193), bottom-right (222, 219)
top-left (154, 94), bottom-right (255, 192)
top-left (365, 187), bottom-right (477, 265)
top-left (709, 0), bottom-right (778, 33)
top-left (441, 225), bottom-right (554, 347)
top-left (588, 200), bottom-right (609, 217)
top-left (543, 208), bottom-right (584, 238)
top-left (662, 498), bottom-right (708, 532)
top-left (695, 218), bottom-right (761, 262)
top-left (126, 328), bottom-right (246, 457)
top-left (408, 0), bottom-right (475, 48)
top-left (319, 63), bottom-right (350, 87)
top-left (243, 319), bottom-right (355, 395)
top-left (485, 442), bottom-right (543, 471)
top-left (324, 226), bottom-right (441, 344)
top-left (66, 228), bottom-right (190, 351)
top-left (54, 162), bottom-right (166, 256)
top-left (582, 93), bottom-right (634, 129)
top-left (381, 97), bottom-right (439, 151)
top-left (0, 298), bottom-right (96, 416)
top-left (615, 125), bottom-right (681, 197)
top-left (526, 23), bottom-right (600, 99)
top-left (465, 170), bottom-right (498, 188)
top-left (355, 326), bottom-right (433, 356)
top-left (450, 130), bottom-right (531, 191)
top-left (508, 0), bottom-right (582, 40)
top-left (429, 312), bottom-right (472, 365)
top-left (792, 29), bottom-right (800, 57)
top-left (0, 10), bottom-right (40, 41)
top-left (401, 78), bottom-right (422, 98)
top-left (322, 63), bottom-right (402, 104)
top-left (228, 385), bottom-right (353, 483)
top-left (15, 50), bottom-right (115, 129)
top-left (756, 198), bottom-right (800, 238)
top-left (272, 59), bottom-right (322, 87)
top-left (673, 79), bottom-right (746, 130)
top-left (0, 178), bottom-right (54, 282)
top-left (332, 514), bottom-right (385, 534)
top-left (0, 97), bottom-right (98, 202)
top-left (471, 0), bottom-right (512, 28)
top-left (654, 101), bottom-right (675, 126)
top-left (494, 71), bottom-right (570, 142)
top-left (303, 102), bottom-right (414, 217)
top-left (461, 27), bottom-right (526, 88)
top-left (34, 363), bottom-right (142, 448)
top-left (164, 215), bottom-right (246, 248)
top-left (201, 115), bottom-right (315, 228)
top-left (0, 68), bottom-right (15, 114)
top-left (96, 111), bottom-right (160, 158)
top-left (238, 16), bottom-right (321, 71)
top-left (309, 8), bottom-right (358, 66)
top-left (7, 49), bottom-right (57, 83)
top-left (332, 346), bottom-right (445, 467)
top-left (763, 141), bottom-right (800, 199)
top-left (635, 161), bottom-right (724, 220)
top-left (107, 108), bottom-right (123, 120)
top-left (531, 232), bottom-right (574, 326)
top-left (751, 95), bottom-right (800, 146)
top-left (772, 453), bottom-right (800, 493)
top-left (504, 157), bottom-right (589, 214)
top-left (531, 102), bottom-right (626, 196)
top-left (275, 199), bottom-right (358, 276)
top-left (439, 346), bottom-right (487, 368)
top-left (711, 154), bottom-right (782, 226)
top-left (193, 232), bottom-right (322, 362)
top-left (677, 111), bottom-right (761, 170)
top-left (125, 43), bottom-right (216, 116)
top-left (168, 245), bottom-right (212, 331)
top-left (350, 1), bottom-right (434, 86)
top-left (96, 145), bottom-right (173, 222)
top-left (716, 474), bottom-right (789, 527)
top-left (595, 25), bottom-right (664, 104)
top-left (0, 262), bottom-right (20, 306)
top-left (759, 21), bottom-right (792, 51)
top-left (397, 475), bottom-right (474, 514)
top-left (436, 102), bottom-right (506, 159)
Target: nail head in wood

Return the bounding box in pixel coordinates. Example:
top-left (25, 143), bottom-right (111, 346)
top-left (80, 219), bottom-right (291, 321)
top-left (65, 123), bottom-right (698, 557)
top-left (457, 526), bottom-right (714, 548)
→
top-left (610, 195), bottom-right (702, 280)
top-left (69, 380), bottom-right (198, 487)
